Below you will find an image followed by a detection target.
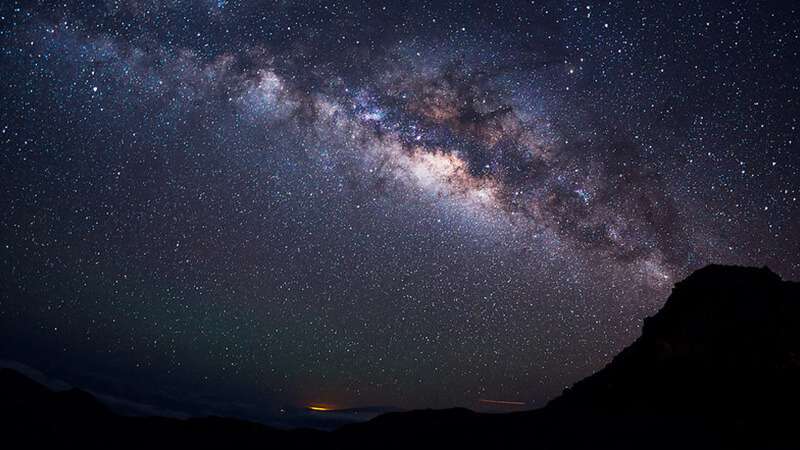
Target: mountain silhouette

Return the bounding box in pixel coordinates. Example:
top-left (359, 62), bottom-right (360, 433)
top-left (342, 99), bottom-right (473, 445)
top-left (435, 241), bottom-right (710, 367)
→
top-left (548, 265), bottom-right (800, 415)
top-left (0, 366), bottom-right (321, 448)
top-left (1, 264), bottom-right (798, 449)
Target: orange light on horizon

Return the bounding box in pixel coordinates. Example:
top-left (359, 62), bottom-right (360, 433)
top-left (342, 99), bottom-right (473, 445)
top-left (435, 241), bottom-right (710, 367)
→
top-left (307, 404), bottom-right (336, 412)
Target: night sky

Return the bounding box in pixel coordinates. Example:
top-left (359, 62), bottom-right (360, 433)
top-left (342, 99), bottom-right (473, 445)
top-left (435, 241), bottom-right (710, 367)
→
top-left (1, 0), bottom-right (799, 427)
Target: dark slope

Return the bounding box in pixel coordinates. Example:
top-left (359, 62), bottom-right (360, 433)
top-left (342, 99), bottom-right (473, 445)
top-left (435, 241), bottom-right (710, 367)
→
top-left (1, 265), bottom-right (798, 449)
top-left (547, 265), bottom-right (800, 416)
top-left (0, 367), bottom-right (322, 448)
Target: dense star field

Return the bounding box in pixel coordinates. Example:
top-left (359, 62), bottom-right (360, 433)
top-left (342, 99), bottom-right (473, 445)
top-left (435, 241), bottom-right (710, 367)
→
top-left (1, 1), bottom-right (798, 427)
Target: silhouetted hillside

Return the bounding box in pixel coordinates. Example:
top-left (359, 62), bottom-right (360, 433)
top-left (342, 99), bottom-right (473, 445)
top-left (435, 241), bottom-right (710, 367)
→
top-left (548, 265), bottom-right (800, 417)
top-left (0, 367), bottom-right (321, 448)
top-left (1, 265), bottom-right (798, 449)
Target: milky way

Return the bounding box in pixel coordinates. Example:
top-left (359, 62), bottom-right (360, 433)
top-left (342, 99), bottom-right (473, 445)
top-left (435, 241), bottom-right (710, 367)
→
top-left (1, 1), bottom-right (798, 427)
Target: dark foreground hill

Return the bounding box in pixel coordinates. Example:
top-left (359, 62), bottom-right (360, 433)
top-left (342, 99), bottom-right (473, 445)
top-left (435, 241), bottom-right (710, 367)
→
top-left (2, 265), bottom-right (798, 449)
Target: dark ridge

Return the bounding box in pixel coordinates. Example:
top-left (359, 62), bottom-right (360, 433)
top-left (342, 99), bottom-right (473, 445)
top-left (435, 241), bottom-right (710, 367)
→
top-left (547, 264), bottom-right (800, 417)
top-left (0, 367), bottom-right (52, 399)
